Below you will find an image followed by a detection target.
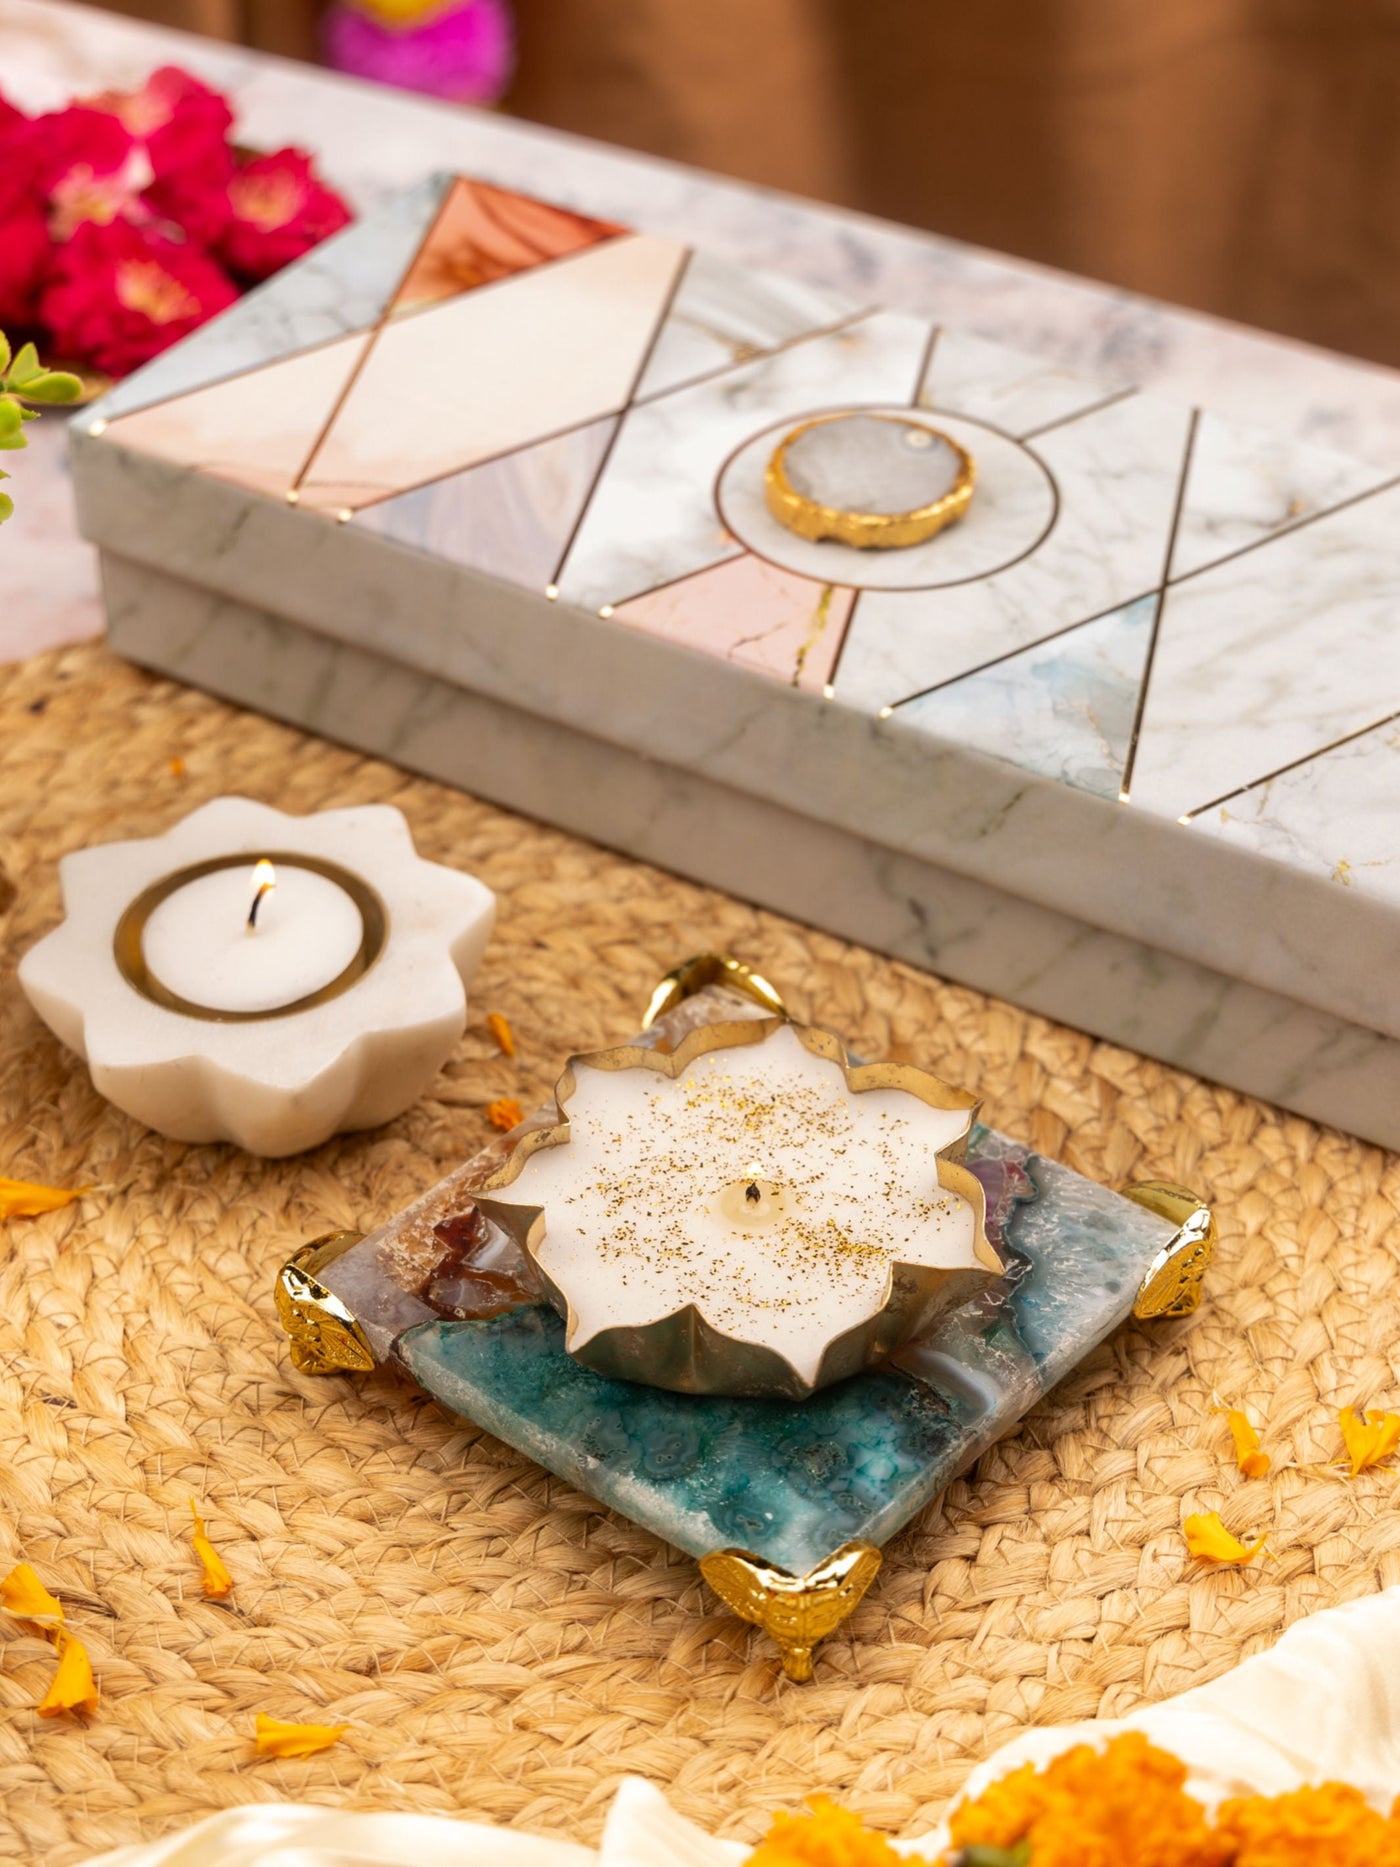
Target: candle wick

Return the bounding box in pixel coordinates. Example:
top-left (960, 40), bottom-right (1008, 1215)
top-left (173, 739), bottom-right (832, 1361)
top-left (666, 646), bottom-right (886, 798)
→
top-left (246, 883), bottom-right (273, 931)
top-left (745, 1182), bottom-right (761, 1204)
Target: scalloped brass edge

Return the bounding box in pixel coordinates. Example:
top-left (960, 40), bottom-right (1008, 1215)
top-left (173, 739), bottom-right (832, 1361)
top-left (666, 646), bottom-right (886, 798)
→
top-left (641, 952), bottom-right (789, 1030)
top-left (764, 412), bottom-right (975, 550)
top-left (1125, 1181), bottom-right (1216, 1321)
top-left (699, 1539), bottom-right (883, 1681)
top-left (274, 1230), bottom-right (376, 1374)
top-left (474, 1016), bottom-right (1001, 1397)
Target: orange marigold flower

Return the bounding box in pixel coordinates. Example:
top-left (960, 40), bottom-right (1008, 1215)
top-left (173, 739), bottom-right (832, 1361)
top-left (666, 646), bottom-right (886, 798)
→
top-left (0, 1175), bottom-right (86, 1220)
top-left (949, 1733), bottom-right (1231, 1867)
top-left (37, 1629), bottom-right (98, 1719)
top-left (253, 1713), bottom-right (347, 1759)
top-left (1218, 1407), bottom-right (1271, 1479)
top-left (1218, 1781), bottom-right (1400, 1866)
top-left (487, 1012), bottom-right (517, 1057)
top-left (486, 1097), bottom-right (524, 1133)
top-left (0, 1562), bottom-right (64, 1627)
top-left (1183, 1510), bottom-right (1268, 1565)
top-left (1338, 1406), bottom-right (1400, 1477)
top-left (189, 1501), bottom-right (233, 1599)
top-left (746, 1796), bottom-right (933, 1867)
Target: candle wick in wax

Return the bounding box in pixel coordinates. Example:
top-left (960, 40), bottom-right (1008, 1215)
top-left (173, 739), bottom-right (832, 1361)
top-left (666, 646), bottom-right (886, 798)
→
top-left (746, 1182), bottom-right (761, 1204)
top-left (246, 859), bottom-right (277, 933)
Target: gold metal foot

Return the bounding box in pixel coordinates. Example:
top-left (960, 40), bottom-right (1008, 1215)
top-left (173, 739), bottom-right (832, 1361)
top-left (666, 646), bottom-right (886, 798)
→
top-left (274, 1231), bottom-right (375, 1374)
top-left (699, 1539), bottom-right (882, 1680)
top-left (641, 953), bottom-right (789, 1030)
top-left (1126, 1182), bottom-right (1216, 1320)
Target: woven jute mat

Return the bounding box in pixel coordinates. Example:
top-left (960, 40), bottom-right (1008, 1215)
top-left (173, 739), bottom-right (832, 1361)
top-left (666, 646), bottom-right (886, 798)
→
top-left (2, 640), bottom-right (1398, 1866)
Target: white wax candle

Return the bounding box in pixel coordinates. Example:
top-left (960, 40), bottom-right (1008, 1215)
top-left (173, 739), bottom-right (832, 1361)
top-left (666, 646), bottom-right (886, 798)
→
top-left (507, 1022), bottom-right (984, 1387)
top-left (141, 863), bottom-right (365, 1014)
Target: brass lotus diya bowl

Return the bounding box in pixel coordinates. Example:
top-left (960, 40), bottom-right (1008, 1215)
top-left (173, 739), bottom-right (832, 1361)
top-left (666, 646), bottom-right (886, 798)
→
top-left (474, 1016), bottom-right (1003, 1400)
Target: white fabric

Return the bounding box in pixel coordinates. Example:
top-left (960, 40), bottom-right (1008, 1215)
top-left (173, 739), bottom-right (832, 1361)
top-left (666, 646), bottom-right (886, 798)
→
top-left (84, 1588), bottom-right (1400, 1866)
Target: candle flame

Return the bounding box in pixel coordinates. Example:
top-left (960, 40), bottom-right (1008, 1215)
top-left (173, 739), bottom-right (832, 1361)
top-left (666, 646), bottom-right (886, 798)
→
top-left (246, 859), bottom-right (277, 931)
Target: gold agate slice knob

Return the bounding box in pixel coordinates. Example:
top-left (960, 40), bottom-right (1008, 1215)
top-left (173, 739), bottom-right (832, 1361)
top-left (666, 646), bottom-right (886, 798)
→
top-left (275, 1231), bottom-right (375, 1374)
top-left (700, 1540), bottom-right (882, 1681)
top-left (765, 411), bottom-right (975, 549)
top-left (1126, 1181), bottom-right (1216, 1320)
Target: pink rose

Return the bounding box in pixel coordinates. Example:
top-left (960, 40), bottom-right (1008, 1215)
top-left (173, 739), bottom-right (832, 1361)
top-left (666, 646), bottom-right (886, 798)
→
top-left (23, 104), bottom-right (147, 241)
top-left (84, 67), bottom-right (236, 246)
top-left (39, 219), bottom-right (238, 377)
top-left (218, 148), bottom-right (351, 281)
top-left (0, 195), bottom-right (51, 327)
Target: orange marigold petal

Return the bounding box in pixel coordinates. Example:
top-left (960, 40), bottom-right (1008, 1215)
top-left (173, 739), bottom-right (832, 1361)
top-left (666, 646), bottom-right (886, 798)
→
top-left (487, 1012), bottom-right (517, 1058)
top-left (189, 1501), bottom-right (233, 1599)
top-left (486, 1097), bottom-right (524, 1133)
top-left (253, 1714), bottom-right (348, 1759)
top-left (1220, 1408), bottom-right (1272, 1480)
top-left (1183, 1510), bottom-right (1268, 1564)
top-left (0, 1561), bottom-right (64, 1626)
top-left (0, 1175), bottom-right (86, 1220)
top-left (37, 1630), bottom-right (98, 1718)
top-left (1338, 1406), bottom-right (1400, 1476)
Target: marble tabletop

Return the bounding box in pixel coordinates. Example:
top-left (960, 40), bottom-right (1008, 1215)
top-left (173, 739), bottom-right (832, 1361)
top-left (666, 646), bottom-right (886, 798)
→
top-left (6, 0), bottom-right (1400, 670)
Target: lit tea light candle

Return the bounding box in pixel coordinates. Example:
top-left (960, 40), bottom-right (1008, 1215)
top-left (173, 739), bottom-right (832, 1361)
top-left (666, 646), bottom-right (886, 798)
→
top-left (135, 855), bottom-right (370, 1016)
top-left (479, 1018), bottom-right (1001, 1398)
top-left (19, 797), bottom-right (496, 1156)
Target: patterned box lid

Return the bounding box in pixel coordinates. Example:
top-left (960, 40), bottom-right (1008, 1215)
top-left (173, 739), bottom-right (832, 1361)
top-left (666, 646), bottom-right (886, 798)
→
top-left (81, 173), bottom-right (1400, 1057)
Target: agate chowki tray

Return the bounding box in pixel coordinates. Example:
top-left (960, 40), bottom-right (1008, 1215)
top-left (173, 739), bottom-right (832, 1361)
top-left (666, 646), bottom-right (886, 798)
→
top-left (71, 173), bottom-right (1400, 1147)
top-left (273, 966), bottom-right (1215, 1680)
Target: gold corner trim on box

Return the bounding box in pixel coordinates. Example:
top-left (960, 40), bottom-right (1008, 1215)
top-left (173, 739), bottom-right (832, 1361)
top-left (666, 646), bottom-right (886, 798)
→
top-left (640, 951), bottom-right (789, 1030)
top-left (764, 412), bottom-right (975, 550)
top-left (274, 1231), bottom-right (375, 1374)
top-left (1126, 1181), bottom-right (1216, 1320)
top-left (700, 1539), bottom-right (883, 1681)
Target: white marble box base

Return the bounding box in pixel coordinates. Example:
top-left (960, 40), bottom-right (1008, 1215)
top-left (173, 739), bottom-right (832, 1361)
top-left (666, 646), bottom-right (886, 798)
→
top-left (98, 548), bottom-right (1400, 1149)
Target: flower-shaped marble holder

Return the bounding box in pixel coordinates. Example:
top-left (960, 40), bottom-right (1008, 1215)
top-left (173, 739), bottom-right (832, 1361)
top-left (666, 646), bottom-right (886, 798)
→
top-left (273, 957), bottom-right (1217, 1679)
top-left (19, 797), bottom-right (496, 1156)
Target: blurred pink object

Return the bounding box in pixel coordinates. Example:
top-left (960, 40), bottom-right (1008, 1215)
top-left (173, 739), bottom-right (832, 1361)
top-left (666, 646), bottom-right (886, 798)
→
top-left (324, 0), bottom-right (514, 106)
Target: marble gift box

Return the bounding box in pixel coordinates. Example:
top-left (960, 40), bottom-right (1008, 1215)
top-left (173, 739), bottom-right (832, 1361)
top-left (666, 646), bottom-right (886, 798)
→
top-left (71, 174), bottom-right (1400, 1146)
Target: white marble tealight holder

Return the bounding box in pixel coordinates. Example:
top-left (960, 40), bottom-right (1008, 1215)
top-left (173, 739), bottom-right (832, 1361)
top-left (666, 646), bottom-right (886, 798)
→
top-left (19, 797), bottom-right (496, 1156)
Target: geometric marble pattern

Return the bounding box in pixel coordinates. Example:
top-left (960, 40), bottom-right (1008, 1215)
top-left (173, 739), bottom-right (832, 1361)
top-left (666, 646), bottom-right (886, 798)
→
top-left (297, 234), bottom-right (687, 512)
top-left (901, 594), bottom-right (1158, 802)
top-left (918, 325), bottom-right (1123, 438)
top-left (104, 331), bottom-right (372, 499)
top-left (355, 416), bottom-right (619, 589)
top-left (389, 176), bottom-right (622, 316)
top-left (88, 170), bottom-right (1400, 912)
top-left (94, 172), bottom-right (454, 425)
top-left (611, 554), bottom-right (855, 694)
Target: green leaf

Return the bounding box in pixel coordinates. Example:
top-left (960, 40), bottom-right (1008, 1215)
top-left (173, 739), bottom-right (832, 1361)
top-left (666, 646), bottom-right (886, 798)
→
top-left (0, 397), bottom-right (25, 446)
top-left (22, 370), bottom-right (84, 405)
top-left (0, 488), bottom-right (13, 524)
top-left (7, 342), bottom-right (43, 387)
top-left (0, 330), bottom-right (10, 378)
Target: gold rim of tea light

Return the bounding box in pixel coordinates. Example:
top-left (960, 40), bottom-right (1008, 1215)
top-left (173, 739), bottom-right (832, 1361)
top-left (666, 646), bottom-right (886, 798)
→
top-left (113, 851), bottom-right (389, 1024)
top-left (475, 1015), bottom-right (1003, 1400)
top-left (764, 411), bottom-right (976, 550)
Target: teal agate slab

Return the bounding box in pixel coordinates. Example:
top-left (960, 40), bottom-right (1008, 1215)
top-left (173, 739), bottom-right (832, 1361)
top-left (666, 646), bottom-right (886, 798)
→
top-left (391, 1127), bottom-right (1175, 1575)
